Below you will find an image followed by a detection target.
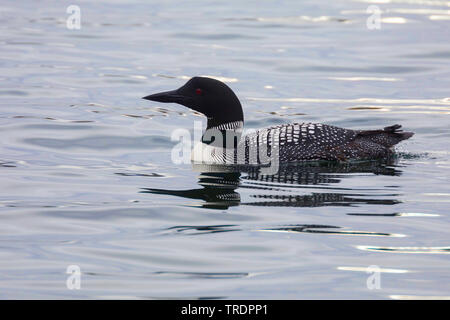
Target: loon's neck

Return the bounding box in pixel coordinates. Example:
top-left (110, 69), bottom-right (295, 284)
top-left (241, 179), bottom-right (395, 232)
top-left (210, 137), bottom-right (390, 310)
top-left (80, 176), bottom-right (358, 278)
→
top-left (193, 120), bottom-right (244, 164)
top-left (206, 119), bottom-right (244, 131)
top-left (201, 120), bottom-right (244, 148)
top-left (206, 116), bottom-right (244, 130)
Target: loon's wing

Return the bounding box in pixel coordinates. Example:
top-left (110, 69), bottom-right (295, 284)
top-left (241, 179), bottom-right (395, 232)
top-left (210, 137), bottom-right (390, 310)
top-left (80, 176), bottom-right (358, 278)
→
top-left (239, 123), bottom-right (356, 162)
top-left (240, 123), bottom-right (413, 162)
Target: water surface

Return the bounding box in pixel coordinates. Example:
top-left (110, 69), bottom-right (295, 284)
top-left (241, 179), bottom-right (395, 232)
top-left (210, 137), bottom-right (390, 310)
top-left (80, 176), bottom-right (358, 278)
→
top-left (1, 0), bottom-right (450, 299)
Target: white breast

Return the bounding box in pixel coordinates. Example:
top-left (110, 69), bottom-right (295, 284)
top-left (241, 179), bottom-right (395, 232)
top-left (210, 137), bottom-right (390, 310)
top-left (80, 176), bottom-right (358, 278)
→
top-left (191, 141), bottom-right (237, 164)
top-left (191, 122), bottom-right (244, 164)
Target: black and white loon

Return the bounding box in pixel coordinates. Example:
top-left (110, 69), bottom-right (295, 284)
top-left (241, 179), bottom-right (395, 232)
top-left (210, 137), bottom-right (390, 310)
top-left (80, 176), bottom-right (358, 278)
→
top-left (143, 77), bottom-right (414, 164)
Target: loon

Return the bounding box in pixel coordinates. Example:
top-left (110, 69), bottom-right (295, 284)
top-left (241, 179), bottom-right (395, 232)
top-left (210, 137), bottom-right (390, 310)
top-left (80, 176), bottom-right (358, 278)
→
top-left (143, 77), bottom-right (414, 165)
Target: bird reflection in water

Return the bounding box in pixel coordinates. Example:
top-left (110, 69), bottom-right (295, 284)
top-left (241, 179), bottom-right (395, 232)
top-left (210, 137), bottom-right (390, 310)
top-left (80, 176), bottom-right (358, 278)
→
top-left (141, 159), bottom-right (403, 209)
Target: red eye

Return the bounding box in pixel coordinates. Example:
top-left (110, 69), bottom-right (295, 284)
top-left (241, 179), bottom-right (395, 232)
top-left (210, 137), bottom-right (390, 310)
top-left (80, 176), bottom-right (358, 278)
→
top-left (195, 88), bottom-right (202, 95)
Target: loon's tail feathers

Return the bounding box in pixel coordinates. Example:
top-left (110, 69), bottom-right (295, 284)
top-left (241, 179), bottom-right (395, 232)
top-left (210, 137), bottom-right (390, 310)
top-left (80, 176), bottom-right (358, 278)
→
top-left (380, 124), bottom-right (415, 141)
top-left (357, 124), bottom-right (414, 148)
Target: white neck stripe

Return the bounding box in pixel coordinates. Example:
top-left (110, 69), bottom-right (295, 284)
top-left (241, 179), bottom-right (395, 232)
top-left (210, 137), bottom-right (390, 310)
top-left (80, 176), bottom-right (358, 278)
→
top-left (209, 121), bottom-right (244, 130)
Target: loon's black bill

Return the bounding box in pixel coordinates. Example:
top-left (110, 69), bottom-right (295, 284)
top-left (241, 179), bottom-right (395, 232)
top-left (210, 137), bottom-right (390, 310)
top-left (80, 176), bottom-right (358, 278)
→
top-left (142, 90), bottom-right (184, 103)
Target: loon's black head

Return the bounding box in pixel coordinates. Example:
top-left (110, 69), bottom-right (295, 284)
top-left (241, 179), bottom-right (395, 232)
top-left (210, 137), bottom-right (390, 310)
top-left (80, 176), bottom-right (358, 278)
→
top-left (143, 77), bottom-right (244, 128)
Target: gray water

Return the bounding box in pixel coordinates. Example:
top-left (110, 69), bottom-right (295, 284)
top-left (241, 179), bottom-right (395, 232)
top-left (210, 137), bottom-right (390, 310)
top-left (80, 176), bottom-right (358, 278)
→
top-left (1, 0), bottom-right (450, 299)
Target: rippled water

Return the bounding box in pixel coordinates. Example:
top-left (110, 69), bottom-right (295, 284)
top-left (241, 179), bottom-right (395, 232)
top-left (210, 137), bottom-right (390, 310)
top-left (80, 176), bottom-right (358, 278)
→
top-left (1, 0), bottom-right (450, 299)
